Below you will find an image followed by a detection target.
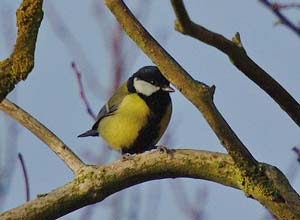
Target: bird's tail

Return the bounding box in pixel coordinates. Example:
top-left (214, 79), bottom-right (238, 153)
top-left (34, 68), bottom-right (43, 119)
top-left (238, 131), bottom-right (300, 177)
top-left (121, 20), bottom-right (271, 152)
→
top-left (78, 129), bottom-right (99, 138)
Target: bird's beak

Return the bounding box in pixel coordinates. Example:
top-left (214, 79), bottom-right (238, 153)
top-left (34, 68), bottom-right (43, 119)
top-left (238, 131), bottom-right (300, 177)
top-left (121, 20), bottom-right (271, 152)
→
top-left (161, 85), bottom-right (175, 93)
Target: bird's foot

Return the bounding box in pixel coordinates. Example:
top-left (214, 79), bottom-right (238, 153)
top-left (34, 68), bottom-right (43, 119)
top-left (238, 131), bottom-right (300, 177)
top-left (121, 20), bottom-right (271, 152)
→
top-left (121, 153), bottom-right (136, 161)
top-left (157, 145), bottom-right (170, 154)
top-left (37, 193), bottom-right (48, 198)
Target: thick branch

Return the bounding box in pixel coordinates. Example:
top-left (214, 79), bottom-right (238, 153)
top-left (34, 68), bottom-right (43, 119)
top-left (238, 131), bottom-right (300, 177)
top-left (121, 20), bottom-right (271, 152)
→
top-left (0, 0), bottom-right (44, 100)
top-left (0, 150), bottom-right (251, 220)
top-left (0, 149), bottom-right (299, 220)
top-left (101, 1), bottom-right (300, 219)
top-left (170, 0), bottom-right (300, 127)
top-left (104, 0), bottom-right (257, 177)
top-left (0, 99), bottom-right (85, 174)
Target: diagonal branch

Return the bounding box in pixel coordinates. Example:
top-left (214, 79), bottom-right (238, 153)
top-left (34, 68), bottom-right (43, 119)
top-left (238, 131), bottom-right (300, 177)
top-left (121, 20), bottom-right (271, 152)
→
top-left (71, 62), bottom-right (96, 120)
top-left (103, 0), bottom-right (257, 176)
top-left (0, 99), bottom-right (85, 174)
top-left (0, 0), bottom-right (44, 100)
top-left (170, 0), bottom-right (300, 127)
top-left (102, 1), bottom-right (300, 219)
top-left (259, 0), bottom-right (300, 37)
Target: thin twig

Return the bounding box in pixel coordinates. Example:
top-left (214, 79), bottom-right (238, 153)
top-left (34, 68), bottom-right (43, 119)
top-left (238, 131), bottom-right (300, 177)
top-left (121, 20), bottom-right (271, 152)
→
top-left (259, 0), bottom-right (300, 37)
top-left (45, 2), bottom-right (104, 97)
top-left (0, 99), bottom-right (85, 174)
top-left (292, 146), bottom-right (300, 163)
top-left (274, 2), bottom-right (300, 9)
top-left (0, 96), bottom-right (19, 209)
top-left (71, 62), bottom-right (96, 120)
top-left (111, 25), bottom-right (124, 94)
top-left (0, 5), bottom-right (18, 208)
top-left (170, 0), bottom-right (300, 127)
top-left (18, 153), bottom-right (30, 202)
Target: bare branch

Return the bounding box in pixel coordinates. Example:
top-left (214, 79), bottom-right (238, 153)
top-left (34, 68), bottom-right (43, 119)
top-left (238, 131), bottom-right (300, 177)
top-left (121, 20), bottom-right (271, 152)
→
top-left (18, 153), bottom-right (30, 202)
top-left (71, 62), bottom-right (96, 120)
top-left (292, 147), bottom-right (300, 163)
top-left (100, 1), bottom-right (300, 219)
top-left (103, 0), bottom-right (257, 178)
top-left (0, 99), bottom-right (85, 174)
top-left (110, 25), bottom-right (125, 93)
top-left (273, 2), bottom-right (300, 9)
top-left (45, 1), bottom-right (104, 98)
top-left (0, 0), bottom-right (44, 100)
top-left (170, 0), bottom-right (300, 127)
top-left (259, 0), bottom-right (300, 37)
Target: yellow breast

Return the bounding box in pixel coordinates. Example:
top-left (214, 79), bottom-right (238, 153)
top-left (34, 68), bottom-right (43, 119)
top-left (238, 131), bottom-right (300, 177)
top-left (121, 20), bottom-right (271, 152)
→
top-left (97, 94), bottom-right (150, 151)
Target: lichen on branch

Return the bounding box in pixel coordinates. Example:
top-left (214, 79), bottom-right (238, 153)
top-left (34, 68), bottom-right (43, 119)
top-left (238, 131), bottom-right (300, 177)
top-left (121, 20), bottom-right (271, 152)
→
top-left (0, 150), bottom-right (241, 220)
top-left (103, 0), bottom-right (300, 219)
top-left (0, 0), bottom-right (44, 100)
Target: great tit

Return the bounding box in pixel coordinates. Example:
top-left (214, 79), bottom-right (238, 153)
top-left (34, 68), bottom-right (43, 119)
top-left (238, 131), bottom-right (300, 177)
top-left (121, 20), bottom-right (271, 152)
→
top-left (78, 66), bottom-right (174, 154)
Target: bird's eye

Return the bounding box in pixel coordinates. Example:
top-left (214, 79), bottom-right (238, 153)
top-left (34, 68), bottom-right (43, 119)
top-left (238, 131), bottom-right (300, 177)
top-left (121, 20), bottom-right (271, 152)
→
top-left (150, 80), bottom-right (154, 84)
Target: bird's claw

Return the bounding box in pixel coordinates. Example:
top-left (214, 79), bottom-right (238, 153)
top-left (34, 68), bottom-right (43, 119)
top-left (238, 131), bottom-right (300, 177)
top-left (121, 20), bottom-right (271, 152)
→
top-left (157, 146), bottom-right (169, 154)
top-left (121, 153), bottom-right (135, 161)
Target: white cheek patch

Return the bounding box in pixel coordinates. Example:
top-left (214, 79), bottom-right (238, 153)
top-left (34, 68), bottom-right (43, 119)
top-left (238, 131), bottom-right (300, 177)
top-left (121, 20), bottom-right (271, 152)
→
top-left (134, 77), bottom-right (160, 96)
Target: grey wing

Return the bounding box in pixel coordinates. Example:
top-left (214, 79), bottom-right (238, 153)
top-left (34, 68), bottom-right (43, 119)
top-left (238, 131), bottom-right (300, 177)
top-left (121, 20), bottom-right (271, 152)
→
top-left (91, 103), bottom-right (119, 130)
top-left (91, 81), bottom-right (129, 130)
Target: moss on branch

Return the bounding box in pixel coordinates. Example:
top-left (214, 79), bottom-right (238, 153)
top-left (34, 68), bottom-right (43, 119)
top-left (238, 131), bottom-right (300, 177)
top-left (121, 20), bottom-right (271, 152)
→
top-left (0, 150), bottom-right (240, 220)
top-left (102, 1), bottom-right (300, 219)
top-left (1, 149), bottom-right (299, 220)
top-left (0, 0), bottom-right (43, 100)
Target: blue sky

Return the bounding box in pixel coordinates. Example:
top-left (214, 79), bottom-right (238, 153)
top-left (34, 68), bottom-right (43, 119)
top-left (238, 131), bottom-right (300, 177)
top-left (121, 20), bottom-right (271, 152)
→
top-left (1, 0), bottom-right (300, 219)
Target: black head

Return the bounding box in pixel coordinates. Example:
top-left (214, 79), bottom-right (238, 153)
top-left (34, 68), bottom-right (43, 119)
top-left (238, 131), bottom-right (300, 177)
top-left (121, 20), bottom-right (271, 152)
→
top-left (128, 66), bottom-right (174, 96)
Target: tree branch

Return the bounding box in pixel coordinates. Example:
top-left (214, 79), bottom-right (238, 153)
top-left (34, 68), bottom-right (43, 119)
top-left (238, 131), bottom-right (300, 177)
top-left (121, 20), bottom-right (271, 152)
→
top-left (170, 0), bottom-right (300, 127)
top-left (0, 149), bottom-right (299, 220)
top-left (71, 62), bottom-right (96, 120)
top-left (103, 0), bottom-right (257, 174)
top-left (0, 0), bottom-right (44, 101)
top-left (101, 1), bottom-right (300, 219)
top-left (0, 99), bottom-right (85, 174)
top-left (18, 153), bottom-right (30, 202)
top-left (0, 150), bottom-right (245, 220)
top-left (259, 0), bottom-right (300, 37)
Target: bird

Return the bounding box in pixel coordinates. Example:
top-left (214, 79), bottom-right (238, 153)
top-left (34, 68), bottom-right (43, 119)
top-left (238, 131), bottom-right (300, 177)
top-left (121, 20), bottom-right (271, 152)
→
top-left (78, 66), bottom-right (174, 154)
